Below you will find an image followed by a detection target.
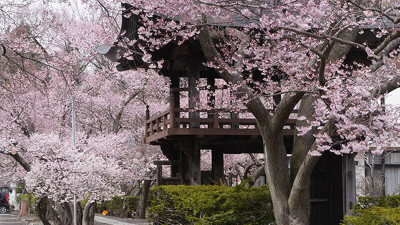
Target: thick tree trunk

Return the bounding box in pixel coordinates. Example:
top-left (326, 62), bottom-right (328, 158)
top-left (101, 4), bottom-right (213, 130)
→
top-left (262, 133), bottom-right (290, 225)
top-left (286, 94), bottom-right (318, 225)
top-left (57, 202), bottom-right (73, 225)
top-left (36, 197), bottom-right (51, 225)
top-left (288, 182), bottom-right (311, 225)
top-left (89, 203), bottom-right (95, 225)
top-left (83, 202), bottom-right (96, 225)
top-left (136, 180), bottom-right (151, 219)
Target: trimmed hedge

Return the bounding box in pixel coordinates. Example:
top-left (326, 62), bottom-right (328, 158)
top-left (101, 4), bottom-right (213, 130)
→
top-left (148, 184), bottom-right (275, 225)
top-left (342, 196), bottom-right (400, 225)
top-left (353, 195), bottom-right (400, 209)
top-left (97, 196), bottom-right (139, 218)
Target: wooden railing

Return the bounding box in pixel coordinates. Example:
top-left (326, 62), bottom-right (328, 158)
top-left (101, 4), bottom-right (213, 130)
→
top-left (144, 107), bottom-right (298, 144)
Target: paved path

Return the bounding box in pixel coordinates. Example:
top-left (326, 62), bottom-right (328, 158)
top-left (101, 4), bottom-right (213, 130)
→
top-left (1, 212), bottom-right (151, 225)
top-left (94, 214), bottom-right (151, 225)
top-left (0, 214), bottom-right (24, 225)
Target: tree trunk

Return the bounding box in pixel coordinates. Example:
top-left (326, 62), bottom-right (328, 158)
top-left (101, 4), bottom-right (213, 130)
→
top-left (249, 166), bottom-right (265, 187)
top-left (89, 202), bottom-right (96, 225)
top-left (262, 133), bottom-right (291, 225)
top-left (262, 132), bottom-right (320, 225)
top-left (286, 94), bottom-right (318, 225)
top-left (83, 202), bottom-right (96, 225)
top-left (36, 197), bottom-right (51, 225)
top-left (136, 180), bottom-right (151, 219)
top-left (58, 202), bottom-right (73, 225)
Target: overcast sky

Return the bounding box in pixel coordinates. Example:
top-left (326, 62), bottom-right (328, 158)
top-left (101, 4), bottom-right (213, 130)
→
top-left (386, 88), bottom-right (400, 108)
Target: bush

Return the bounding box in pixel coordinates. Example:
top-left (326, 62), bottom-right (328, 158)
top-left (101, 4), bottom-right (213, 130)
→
top-left (342, 206), bottom-right (400, 225)
top-left (342, 195), bottom-right (400, 225)
top-left (17, 193), bottom-right (37, 214)
top-left (354, 195), bottom-right (400, 209)
top-left (96, 196), bottom-right (139, 218)
top-left (148, 184), bottom-right (275, 225)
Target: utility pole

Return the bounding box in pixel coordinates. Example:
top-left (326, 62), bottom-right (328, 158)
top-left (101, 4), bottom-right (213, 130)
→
top-left (72, 97), bottom-right (77, 225)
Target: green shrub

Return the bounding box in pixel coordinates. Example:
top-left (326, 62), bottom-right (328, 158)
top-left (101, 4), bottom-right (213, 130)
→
top-left (97, 196), bottom-right (139, 218)
top-left (148, 184), bottom-right (275, 225)
top-left (354, 196), bottom-right (400, 209)
top-left (342, 195), bottom-right (400, 225)
top-left (342, 206), bottom-right (400, 225)
top-left (17, 193), bottom-right (37, 214)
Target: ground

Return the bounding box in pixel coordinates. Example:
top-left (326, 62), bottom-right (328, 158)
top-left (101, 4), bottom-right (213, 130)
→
top-left (0, 211), bottom-right (150, 225)
top-left (0, 213), bottom-right (25, 225)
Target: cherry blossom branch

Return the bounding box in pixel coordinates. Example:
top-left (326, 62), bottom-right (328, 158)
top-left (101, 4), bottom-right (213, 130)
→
top-left (3, 54), bottom-right (47, 87)
top-left (371, 76), bottom-right (400, 97)
top-left (6, 152), bottom-right (31, 172)
top-left (347, 0), bottom-right (400, 24)
top-left (0, 143), bottom-right (31, 172)
top-left (250, 165), bottom-right (265, 185)
top-left (197, 22), bottom-right (272, 127)
top-left (196, 0), bottom-right (267, 10)
top-left (112, 78), bottom-right (148, 133)
top-left (249, 153), bottom-right (263, 166)
top-left (271, 92), bottom-right (304, 134)
top-left (242, 162), bottom-right (256, 179)
top-left (96, 0), bottom-right (120, 32)
top-left (261, 90), bottom-right (319, 98)
top-left (283, 36), bottom-right (323, 57)
top-left (374, 30), bottom-right (400, 55)
top-left (279, 27), bottom-right (377, 59)
top-left (318, 41), bottom-right (335, 86)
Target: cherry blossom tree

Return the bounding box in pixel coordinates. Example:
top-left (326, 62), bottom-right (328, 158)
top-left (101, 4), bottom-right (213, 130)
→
top-left (91, 0), bottom-right (400, 224)
top-left (0, 1), bottom-right (169, 223)
top-left (4, 0), bottom-right (400, 224)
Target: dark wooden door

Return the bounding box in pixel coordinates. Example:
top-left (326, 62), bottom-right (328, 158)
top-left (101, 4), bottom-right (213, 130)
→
top-left (310, 153), bottom-right (343, 225)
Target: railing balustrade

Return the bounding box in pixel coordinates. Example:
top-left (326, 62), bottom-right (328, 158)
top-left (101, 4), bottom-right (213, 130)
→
top-left (144, 107), bottom-right (298, 143)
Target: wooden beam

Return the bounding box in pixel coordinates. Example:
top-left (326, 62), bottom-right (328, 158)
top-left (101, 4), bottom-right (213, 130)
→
top-left (153, 160), bottom-right (178, 165)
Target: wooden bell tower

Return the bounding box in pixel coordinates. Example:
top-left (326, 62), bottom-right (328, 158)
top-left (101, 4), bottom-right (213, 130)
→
top-left (97, 3), bottom-right (361, 224)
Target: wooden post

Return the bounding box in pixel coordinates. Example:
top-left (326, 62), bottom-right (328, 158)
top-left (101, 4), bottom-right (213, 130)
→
top-left (180, 151), bottom-right (188, 184)
top-left (189, 137), bottom-right (201, 185)
top-left (230, 89), bottom-right (239, 128)
top-left (212, 149), bottom-right (224, 184)
top-left (207, 77), bottom-right (215, 128)
top-left (170, 91), bottom-right (176, 128)
top-left (179, 137), bottom-right (201, 185)
top-left (170, 75), bottom-right (180, 128)
top-left (163, 114), bottom-right (167, 130)
top-left (157, 164), bottom-right (163, 186)
top-left (150, 121), bottom-right (155, 135)
top-left (231, 112), bottom-right (239, 128)
top-left (156, 118), bottom-right (161, 132)
top-left (145, 105), bottom-right (150, 120)
top-left (213, 112), bottom-right (219, 128)
top-left (187, 59), bottom-right (200, 128)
